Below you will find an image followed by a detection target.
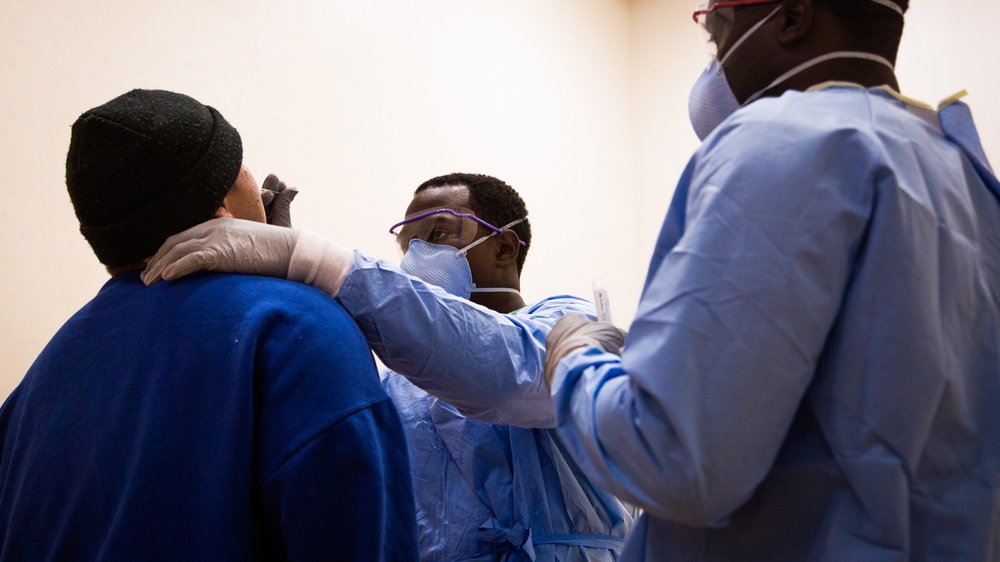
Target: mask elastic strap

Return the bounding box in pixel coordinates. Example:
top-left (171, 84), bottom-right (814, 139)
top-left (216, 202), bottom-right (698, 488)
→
top-left (868, 0), bottom-right (903, 16)
top-left (718, 6), bottom-right (782, 67)
top-left (743, 51), bottom-right (895, 105)
top-left (455, 236), bottom-right (490, 257)
top-left (455, 217), bottom-right (527, 257)
top-left (467, 286), bottom-right (522, 295)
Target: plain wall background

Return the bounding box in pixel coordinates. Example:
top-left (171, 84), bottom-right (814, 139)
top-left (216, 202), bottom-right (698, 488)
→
top-left (1, 0), bottom-right (996, 399)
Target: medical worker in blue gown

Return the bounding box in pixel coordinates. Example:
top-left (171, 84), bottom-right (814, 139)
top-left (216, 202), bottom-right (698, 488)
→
top-left (542, 0), bottom-right (1000, 560)
top-left (142, 173), bottom-right (636, 561)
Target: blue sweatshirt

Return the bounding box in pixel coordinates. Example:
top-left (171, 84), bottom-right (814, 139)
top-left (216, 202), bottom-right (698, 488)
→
top-left (0, 271), bottom-right (417, 561)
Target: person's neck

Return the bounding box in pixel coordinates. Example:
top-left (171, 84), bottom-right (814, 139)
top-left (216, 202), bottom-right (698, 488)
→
top-left (471, 290), bottom-right (527, 314)
top-left (784, 56), bottom-right (900, 95)
top-left (825, 65), bottom-right (898, 91)
top-left (106, 261), bottom-right (146, 276)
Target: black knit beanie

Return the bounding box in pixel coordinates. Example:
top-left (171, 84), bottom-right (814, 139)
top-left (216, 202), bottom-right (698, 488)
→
top-left (66, 89), bottom-right (243, 268)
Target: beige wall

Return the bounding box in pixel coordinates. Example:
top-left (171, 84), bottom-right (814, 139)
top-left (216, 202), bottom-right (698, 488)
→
top-left (1, 0), bottom-right (997, 398)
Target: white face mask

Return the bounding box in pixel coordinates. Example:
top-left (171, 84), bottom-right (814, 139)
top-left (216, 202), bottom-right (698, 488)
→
top-left (688, 57), bottom-right (742, 141)
top-left (688, 1), bottom-right (901, 141)
top-left (688, 5), bottom-right (780, 141)
top-left (400, 238), bottom-right (521, 300)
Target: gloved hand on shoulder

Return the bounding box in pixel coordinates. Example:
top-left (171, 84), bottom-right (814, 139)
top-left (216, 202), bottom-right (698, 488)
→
top-left (543, 315), bottom-right (627, 389)
top-left (140, 217), bottom-right (354, 297)
top-left (260, 173), bottom-right (299, 228)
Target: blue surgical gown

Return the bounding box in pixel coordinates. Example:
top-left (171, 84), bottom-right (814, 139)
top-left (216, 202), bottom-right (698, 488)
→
top-left (337, 256), bottom-right (636, 560)
top-left (550, 85), bottom-right (1000, 561)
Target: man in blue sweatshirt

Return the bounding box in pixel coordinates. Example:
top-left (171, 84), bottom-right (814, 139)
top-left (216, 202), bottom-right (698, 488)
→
top-left (0, 89), bottom-right (417, 561)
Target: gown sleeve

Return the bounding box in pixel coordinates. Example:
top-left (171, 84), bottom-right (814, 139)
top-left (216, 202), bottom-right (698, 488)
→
top-left (337, 254), bottom-right (596, 428)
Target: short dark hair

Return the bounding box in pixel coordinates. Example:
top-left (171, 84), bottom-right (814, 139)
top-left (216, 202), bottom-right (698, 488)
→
top-left (818, 0), bottom-right (907, 62)
top-left (415, 173), bottom-right (532, 275)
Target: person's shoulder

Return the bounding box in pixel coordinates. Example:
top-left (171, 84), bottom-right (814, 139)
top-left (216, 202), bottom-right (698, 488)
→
top-left (212, 273), bottom-right (381, 400)
top-left (202, 272), bottom-right (338, 302)
top-left (723, 86), bottom-right (909, 147)
top-left (692, 87), bottom-right (891, 195)
top-left (520, 294), bottom-right (597, 321)
top-left (187, 272), bottom-right (355, 326)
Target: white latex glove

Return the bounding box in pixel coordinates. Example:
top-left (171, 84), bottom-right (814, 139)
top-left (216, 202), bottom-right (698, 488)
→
top-left (141, 217), bottom-right (354, 297)
top-left (543, 314), bottom-right (627, 389)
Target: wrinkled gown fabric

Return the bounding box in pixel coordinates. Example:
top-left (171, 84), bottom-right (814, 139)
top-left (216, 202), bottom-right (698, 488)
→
top-left (337, 261), bottom-right (636, 561)
top-left (551, 86), bottom-right (1000, 561)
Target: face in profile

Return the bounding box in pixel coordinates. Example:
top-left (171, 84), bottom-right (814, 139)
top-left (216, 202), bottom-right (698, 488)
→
top-left (217, 166), bottom-right (266, 223)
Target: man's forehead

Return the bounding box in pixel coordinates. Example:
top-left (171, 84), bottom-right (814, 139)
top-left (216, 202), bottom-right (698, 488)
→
top-left (406, 184), bottom-right (471, 215)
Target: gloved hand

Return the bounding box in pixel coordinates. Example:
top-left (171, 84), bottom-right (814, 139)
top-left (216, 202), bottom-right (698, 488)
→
top-left (141, 217), bottom-right (356, 297)
top-left (260, 174), bottom-right (299, 228)
top-left (543, 315), bottom-right (627, 389)
top-left (141, 217), bottom-right (301, 284)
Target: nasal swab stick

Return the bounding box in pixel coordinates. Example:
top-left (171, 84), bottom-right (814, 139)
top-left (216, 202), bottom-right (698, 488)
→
top-left (593, 279), bottom-right (612, 323)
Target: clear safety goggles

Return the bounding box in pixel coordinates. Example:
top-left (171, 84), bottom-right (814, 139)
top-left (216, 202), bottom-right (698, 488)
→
top-left (693, 0), bottom-right (780, 60)
top-left (389, 207), bottom-right (527, 253)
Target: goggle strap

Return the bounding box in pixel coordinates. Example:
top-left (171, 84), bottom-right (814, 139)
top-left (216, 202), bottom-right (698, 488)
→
top-left (498, 218), bottom-right (528, 247)
top-left (499, 218), bottom-right (525, 230)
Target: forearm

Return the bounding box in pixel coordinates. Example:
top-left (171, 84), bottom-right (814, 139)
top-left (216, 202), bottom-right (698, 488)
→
top-left (338, 252), bottom-right (558, 428)
top-left (551, 349), bottom-right (742, 525)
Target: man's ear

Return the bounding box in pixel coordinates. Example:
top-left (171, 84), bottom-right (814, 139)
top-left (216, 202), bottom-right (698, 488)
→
top-left (494, 230), bottom-right (521, 268)
top-left (777, 0), bottom-right (814, 45)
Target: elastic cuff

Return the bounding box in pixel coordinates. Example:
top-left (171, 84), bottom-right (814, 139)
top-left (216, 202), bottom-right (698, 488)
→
top-left (287, 230), bottom-right (355, 297)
